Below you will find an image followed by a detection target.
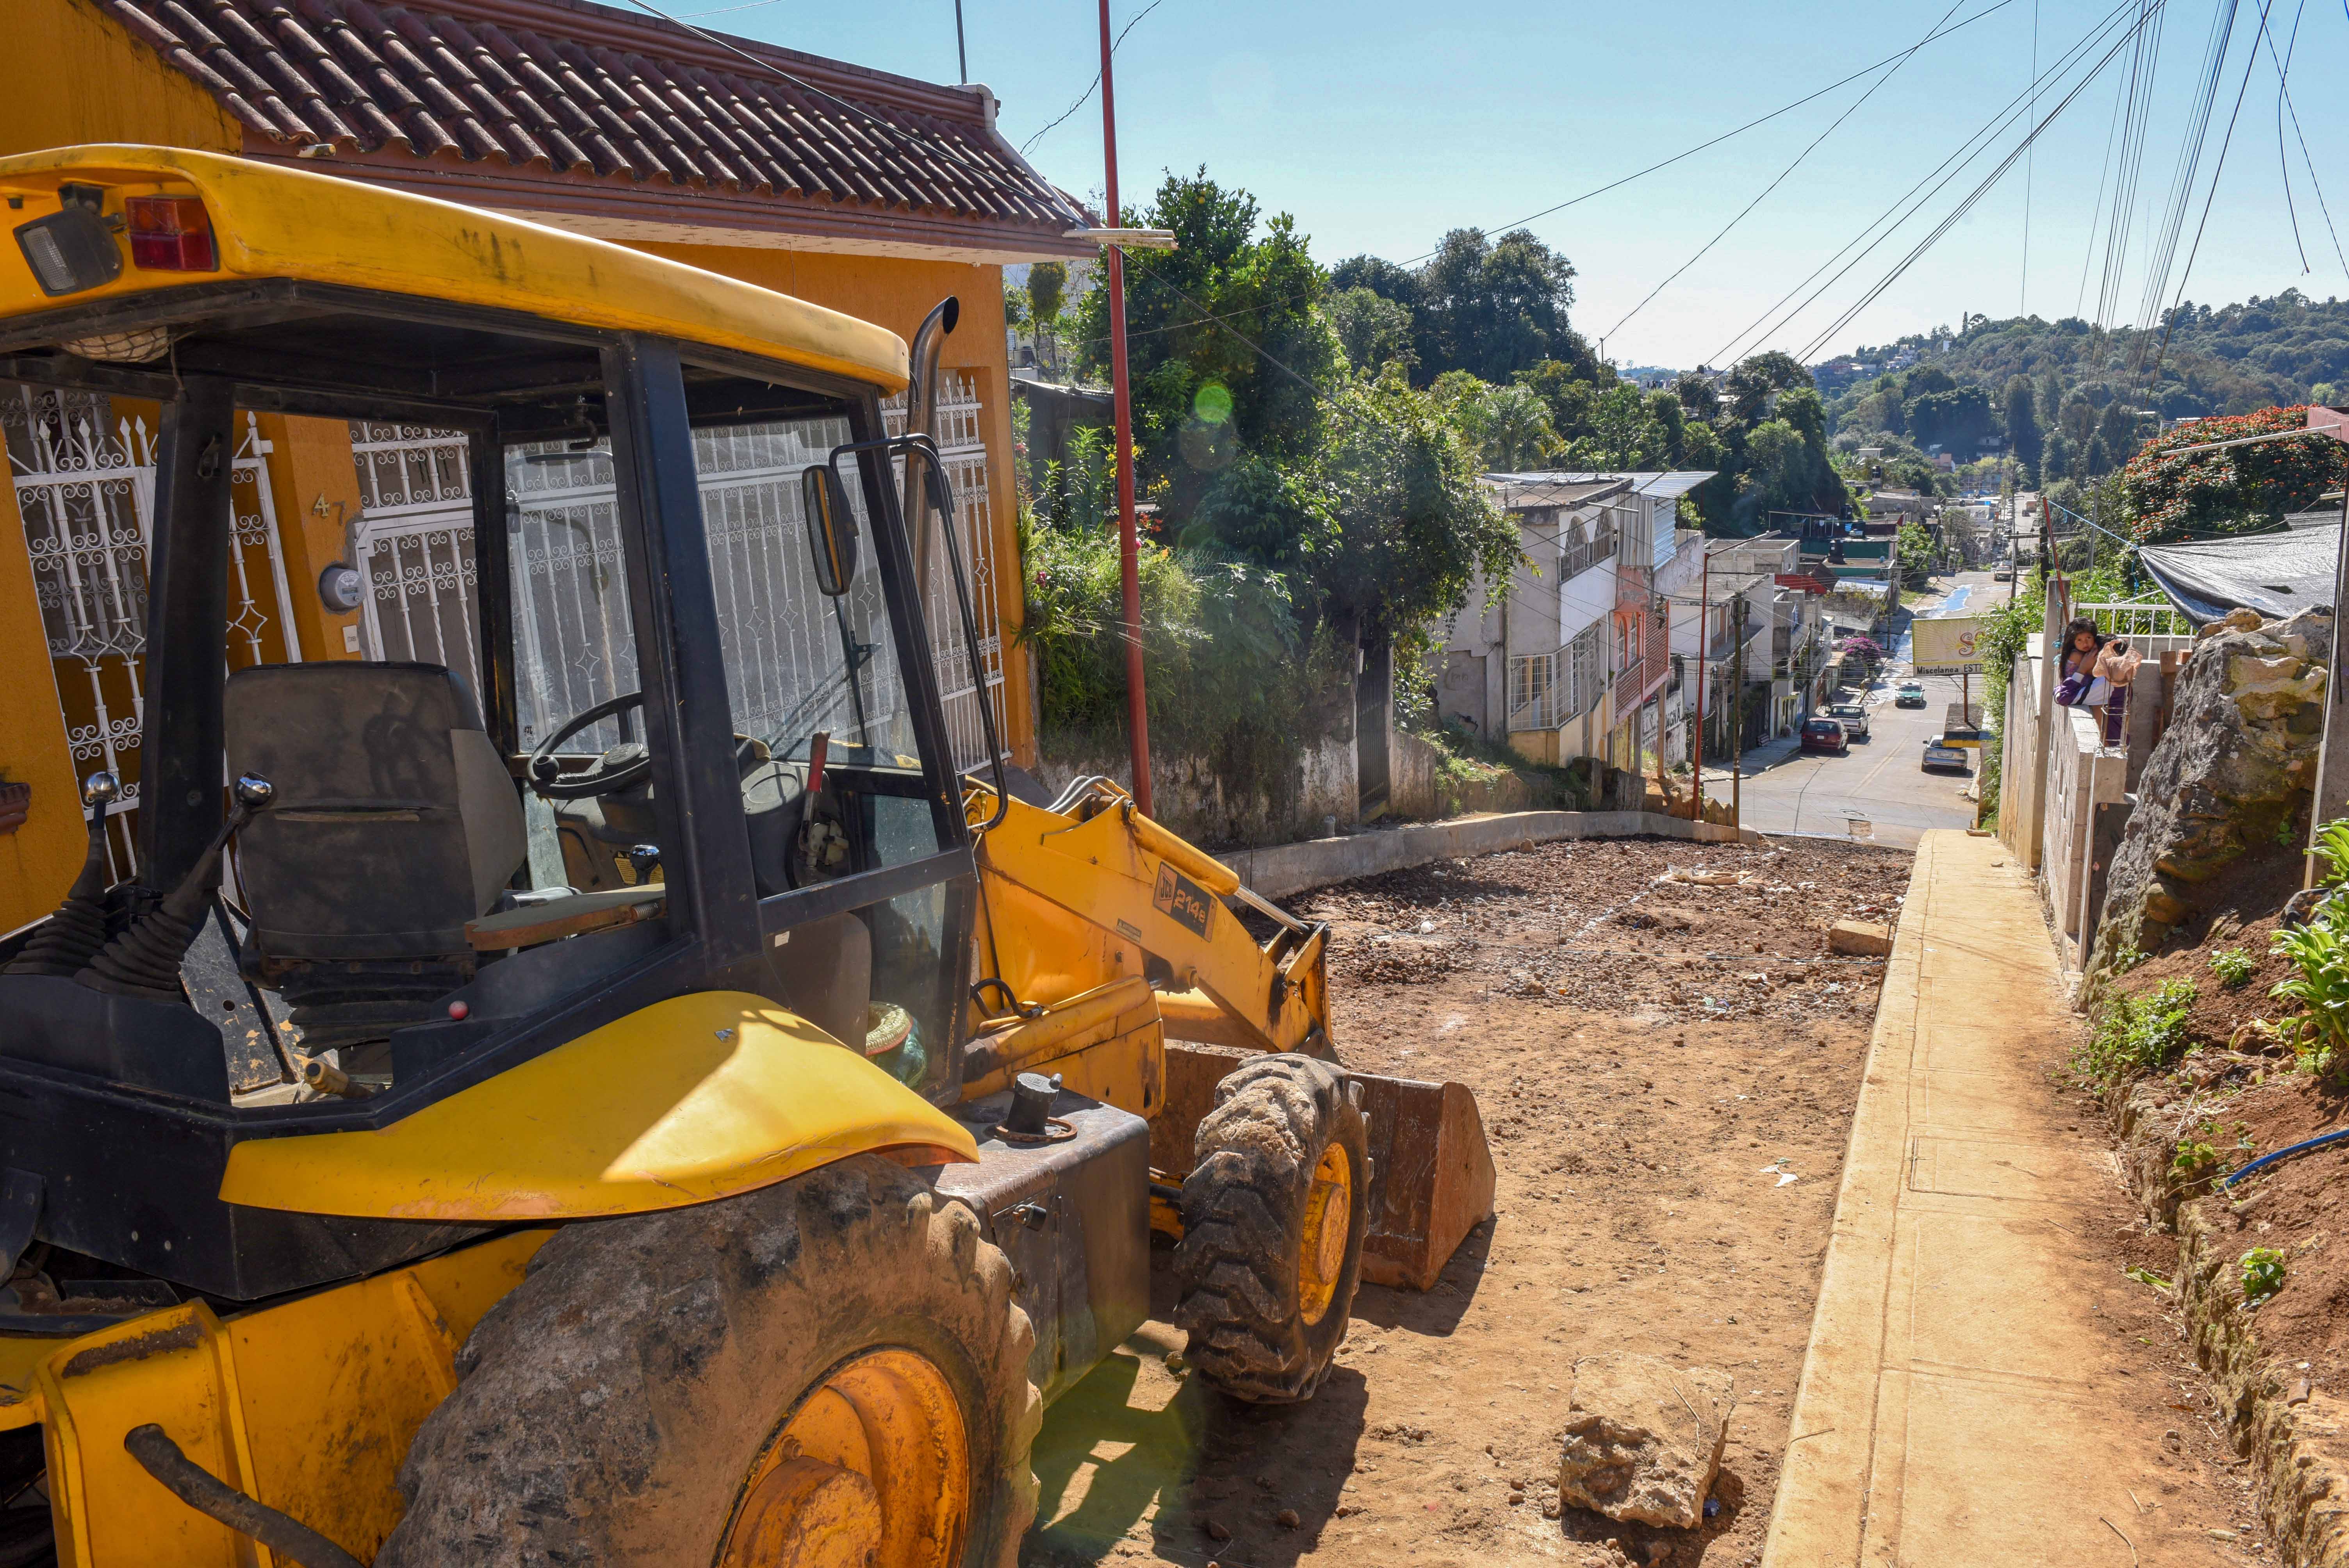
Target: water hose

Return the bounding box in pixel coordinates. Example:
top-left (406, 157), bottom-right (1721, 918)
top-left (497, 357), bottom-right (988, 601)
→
top-left (2220, 1126), bottom-right (2349, 1190)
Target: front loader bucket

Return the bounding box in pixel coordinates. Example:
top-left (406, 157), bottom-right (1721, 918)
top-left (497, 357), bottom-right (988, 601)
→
top-left (1154, 1043), bottom-right (1496, 1293)
top-left (1350, 1072), bottom-right (1497, 1290)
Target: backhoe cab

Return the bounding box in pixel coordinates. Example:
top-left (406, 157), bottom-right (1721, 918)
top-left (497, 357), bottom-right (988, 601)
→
top-left (0, 146), bottom-right (1492, 1567)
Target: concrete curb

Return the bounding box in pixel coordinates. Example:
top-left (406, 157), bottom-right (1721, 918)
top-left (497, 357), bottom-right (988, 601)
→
top-left (1219, 810), bottom-right (1760, 901)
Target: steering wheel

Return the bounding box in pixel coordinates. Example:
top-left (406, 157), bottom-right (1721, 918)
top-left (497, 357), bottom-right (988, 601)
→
top-left (528, 691), bottom-right (652, 801)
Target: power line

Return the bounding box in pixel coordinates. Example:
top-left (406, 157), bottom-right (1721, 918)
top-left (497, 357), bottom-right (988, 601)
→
top-left (2146, 0), bottom-right (2278, 385)
top-left (1795, 2), bottom-right (2163, 363)
top-left (2022, 0), bottom-right (2041, 315)
top-left (1605, 0), bottom-right (1970, 342)
top-left (612, 0), bottom-right (1066, 208)
top-left (1019, 0), bottom-right (1169, 155)
top-left (1711, 0), bottom-right (2145, 367)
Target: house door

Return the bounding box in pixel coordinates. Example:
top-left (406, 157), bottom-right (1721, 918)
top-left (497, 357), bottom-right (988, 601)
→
top-left (9, 388), bottom-right (305, 882)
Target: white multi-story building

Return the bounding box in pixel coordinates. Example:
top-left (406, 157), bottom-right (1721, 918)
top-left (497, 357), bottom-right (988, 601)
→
top-left (1439, 471), bottom-right (1715, 775)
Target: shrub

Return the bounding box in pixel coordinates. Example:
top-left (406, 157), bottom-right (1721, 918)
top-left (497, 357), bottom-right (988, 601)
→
top-left (2271, 910), bottom-right (2349, 1077)
top-left (2312, 816), bottom-right (2349, 886)
top-left (2241, 1246), bottom-right (2288, 1307)
top-left (2209, 947), bottom-right (2256, 989)
top-left (2077, 978), bottom-right (2198, 1087)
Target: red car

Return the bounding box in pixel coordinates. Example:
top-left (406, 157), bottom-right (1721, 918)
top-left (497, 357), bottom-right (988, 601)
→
top-left (1800, 716), bottom-right (1849, 754)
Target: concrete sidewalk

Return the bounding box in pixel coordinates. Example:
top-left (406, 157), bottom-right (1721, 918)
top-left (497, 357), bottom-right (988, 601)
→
top-left (1762, 830), bottom-right (2158, 1567)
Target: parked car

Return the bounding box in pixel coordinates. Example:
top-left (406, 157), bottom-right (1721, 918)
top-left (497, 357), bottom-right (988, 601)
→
top-left (1993, 570), bottom-right (2014, 582)
top-left (1922, 736), bottom-right (1971, 772)
top-left (1800, 716), bottom-right (1849, 754)
top-left (1827, 702), bottom-right (1871, 740)
top-left (1895, 682), bottom-right (1928, 707)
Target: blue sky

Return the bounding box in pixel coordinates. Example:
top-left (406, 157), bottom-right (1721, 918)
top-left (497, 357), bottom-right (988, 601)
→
top-left (679, 0), bottom-right (2349, 371)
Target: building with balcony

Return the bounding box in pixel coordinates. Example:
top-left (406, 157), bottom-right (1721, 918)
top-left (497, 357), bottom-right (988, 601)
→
top-left (1440, 470), bottom-right (1715, 775)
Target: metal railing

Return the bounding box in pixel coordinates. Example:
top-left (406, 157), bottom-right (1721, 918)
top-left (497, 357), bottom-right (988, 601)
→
top-left (2074, 598), bottom-right (2194, 638)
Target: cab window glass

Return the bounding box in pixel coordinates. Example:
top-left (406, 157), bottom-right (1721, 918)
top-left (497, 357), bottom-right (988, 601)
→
top-left (689, 403), bottom-right (946, 897)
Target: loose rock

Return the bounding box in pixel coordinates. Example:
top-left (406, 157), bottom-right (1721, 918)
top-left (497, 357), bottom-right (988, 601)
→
top-left (1556, 1352), bottom-right (1734, 1529)
top-left (1827, 919), bottom-right (1893, 957)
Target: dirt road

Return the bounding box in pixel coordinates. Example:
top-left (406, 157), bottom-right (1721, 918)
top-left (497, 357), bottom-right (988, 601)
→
top-left (1025, 835), bottom-right (1908, 1567)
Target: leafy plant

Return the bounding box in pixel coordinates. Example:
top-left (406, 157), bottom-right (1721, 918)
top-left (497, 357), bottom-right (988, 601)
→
top-left (2077, 978), bottom-right (2199, 1086)
top-left (2124, 1264), bottom-right (2175, 1292)
top-left (2311, 817), bottom-right (2349, 886)
top-left (2271, 911), bottom-right (2349, 1076)
top-left (2109, 943), bottom-right (2149, 975)
top-left (2241, 1246), bottom-right (2288, 1306)
top-left (2172, 1140), bottom-right (2222, 1180)
top-left (2279, 816), bottom-right (2300, 848)
top-left (2210, 947), bottom-right (2257, 989)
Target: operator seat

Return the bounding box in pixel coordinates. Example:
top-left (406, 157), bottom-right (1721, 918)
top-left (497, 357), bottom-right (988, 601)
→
top-left (224, 662), bottom-right (527, 1057)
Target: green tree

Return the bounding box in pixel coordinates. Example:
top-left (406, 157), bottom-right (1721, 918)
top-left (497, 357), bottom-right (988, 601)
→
top-left (1326, 286), bottom-right (1415, 375)
top-left (2003, 376), bottom-right (2041, 472)
top-left (1002, 286), bottom-right (1028, 331)
top-left (1069, 169), bottom-right (1339, 523)
top-left (1584, 382), bottom-right (1659, 468)
top-left (1430, 373), bottom-right (1557, 470)
top-left (1675, 371), bottom-right (1721, 423)
top-left (1027, 260), bottom-right (1068, 324)
top-left (1723, 351), bottom-right (1811, 426)
top-left (1318, 370), bottom-right (1520, 643)
top-left (1406, 228), bottom-right (1594, 383)
top-left (1647, 389), bottom-right (1686, 465)
top-left (1894, 520), bottom-right (1938, 583)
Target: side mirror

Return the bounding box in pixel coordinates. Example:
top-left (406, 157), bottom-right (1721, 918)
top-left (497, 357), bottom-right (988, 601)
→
top-left (799, 463), bottom-right (859, 596)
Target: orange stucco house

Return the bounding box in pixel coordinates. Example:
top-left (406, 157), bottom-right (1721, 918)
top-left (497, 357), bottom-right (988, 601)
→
top-left (0, 0), bottom-right (1093, 931)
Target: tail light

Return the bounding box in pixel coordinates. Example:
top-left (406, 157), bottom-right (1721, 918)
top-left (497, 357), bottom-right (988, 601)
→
top-left (125, 196), bottom-right (216, 272)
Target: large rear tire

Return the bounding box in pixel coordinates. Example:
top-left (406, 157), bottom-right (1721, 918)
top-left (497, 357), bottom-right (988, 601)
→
top-left (1174, 1054), bottom-right (1369, 1403)
top-left (378, 1155), bottom-right (1039, 1568)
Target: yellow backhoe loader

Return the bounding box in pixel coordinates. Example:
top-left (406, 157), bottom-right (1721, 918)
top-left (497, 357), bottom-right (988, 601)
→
top-left (0, 144), bottom-right (1494, 1567)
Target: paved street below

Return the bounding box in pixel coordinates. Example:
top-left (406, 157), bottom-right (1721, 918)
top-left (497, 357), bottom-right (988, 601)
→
top-left (1700, 570), bottom-right (2004, 850)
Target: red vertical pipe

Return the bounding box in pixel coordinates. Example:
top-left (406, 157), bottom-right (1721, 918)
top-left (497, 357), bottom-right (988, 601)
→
top-left (1692, 545), bottom-right (1707, 821)
top-left (1100, 0), bottom-right (1151, 816)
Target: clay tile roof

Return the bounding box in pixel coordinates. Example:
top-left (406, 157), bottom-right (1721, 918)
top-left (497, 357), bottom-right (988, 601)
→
top-left (106, 0), bottom-right (1092, 258)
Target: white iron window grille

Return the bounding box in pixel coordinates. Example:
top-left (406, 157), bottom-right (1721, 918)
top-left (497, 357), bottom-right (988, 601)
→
top-left (1506, 651), bottom-right (1558, 731)
top-left (886, 372), bottom-right (1009, 773)
top-left (348, 371), bottom-right (1008, 777)
top-left (349, 421), bottom-right (482, 696)
top-left (8, 390), bottom-right (299, 882)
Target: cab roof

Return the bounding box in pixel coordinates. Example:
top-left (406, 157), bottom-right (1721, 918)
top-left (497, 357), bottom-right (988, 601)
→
top-left (0, 145), bottom-right (909, 393)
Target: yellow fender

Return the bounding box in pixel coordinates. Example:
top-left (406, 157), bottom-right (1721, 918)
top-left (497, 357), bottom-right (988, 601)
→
top-left (221, 992), bottom-right (977, 1221)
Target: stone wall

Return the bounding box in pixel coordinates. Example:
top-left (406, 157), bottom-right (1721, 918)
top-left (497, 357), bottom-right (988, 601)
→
top-left (2087, 608), bottom-right (2331, 981)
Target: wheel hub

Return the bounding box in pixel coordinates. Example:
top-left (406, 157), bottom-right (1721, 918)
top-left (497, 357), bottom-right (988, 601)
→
top-left (720, 1347), bottom-right (969, 1568)
top-left (1296, 1142), bottom-right (1353, 1326)
top-left (728, 1458), bottom-right (882, 1566)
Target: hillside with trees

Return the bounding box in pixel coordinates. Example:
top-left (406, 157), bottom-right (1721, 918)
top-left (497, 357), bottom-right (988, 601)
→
top-left (1818, 294), bottom-right (2349, 490)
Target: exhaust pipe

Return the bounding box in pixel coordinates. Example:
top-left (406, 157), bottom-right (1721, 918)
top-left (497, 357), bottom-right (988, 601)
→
top-left (904, 297), bottom-right (960, 604)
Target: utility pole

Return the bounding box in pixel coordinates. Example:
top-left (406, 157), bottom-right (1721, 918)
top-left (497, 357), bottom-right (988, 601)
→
top-left (1098, 0), bottom-right (1151, 816)
top-left (1731, 591), bottom-right (1746, 830)
top-left (1692, 548), bottom-right (1709, 823)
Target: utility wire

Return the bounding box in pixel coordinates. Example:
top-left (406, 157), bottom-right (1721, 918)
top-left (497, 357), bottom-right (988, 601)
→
top-left (2132, 0), bottom-right (2239, 344)
top-left (1604, 0), bottom-right (1969, 342)
top-left (2075, 62), bottom-right (2131, 317)
top-left (613, 0), bottom-right (1050, 199)
top-left (2146, 0), bottom-right (2278, 385)
top-left (1019, 0), bottom-right (1169, 155)
top-left (1796, 0), bottom-right (2164, 361)
top-left (2255, 0), bottom-right (2349, 279)
top-left (2023, 0), bottom-right (2041, 314)
top-left (1711, 0), bottom-right (2143, 367)
top-left (1047, 0), bottom-right (2023, 367)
